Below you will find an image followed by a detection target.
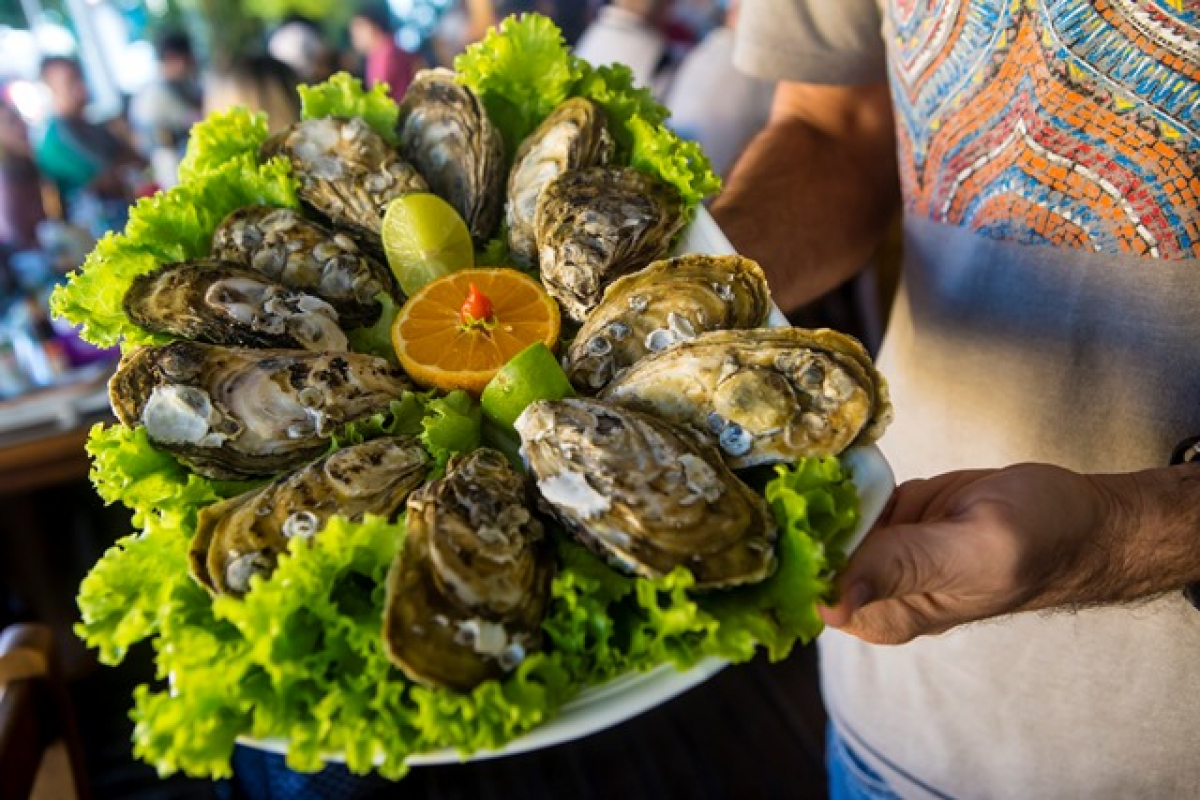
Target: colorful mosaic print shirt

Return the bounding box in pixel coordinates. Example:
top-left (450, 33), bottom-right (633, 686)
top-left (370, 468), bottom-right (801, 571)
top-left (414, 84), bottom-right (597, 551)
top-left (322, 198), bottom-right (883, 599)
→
top-left (736, 2), bottom-right (1200, 797)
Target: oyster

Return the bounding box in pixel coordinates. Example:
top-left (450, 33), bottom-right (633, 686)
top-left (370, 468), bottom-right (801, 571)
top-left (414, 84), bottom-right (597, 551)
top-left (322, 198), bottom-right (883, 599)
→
top-left (515, 398), bottom-right (777, 590)
top-left (190, 436), bottom-right (429, 596)
top-left (506, 97), bottom-right (614, 267)
top-left (261, 117), bottom-right (427, 253)
top-left (536, 166), bottom-right (685, 324)
top-left (384, 448), bottom-right (552, 692)
top-left (211, 206), bottom-right (395, 328)
top-left (397, 69), bottom-right (505, 244)
top-left (564, 254), bottom-right (771, 392)
top-left (124, 259), bottom-right (348, 352)
top-left (109, 341), bottom-right (414, 480)
top-left (601, 328), bottom-right (892, 467)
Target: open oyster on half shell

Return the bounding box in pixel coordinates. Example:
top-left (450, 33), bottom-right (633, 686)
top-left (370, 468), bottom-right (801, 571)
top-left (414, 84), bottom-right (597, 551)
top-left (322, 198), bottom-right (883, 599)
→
top-left (507, 97), bottom-right (614, 267)
top-left (536, 166), bottom-right (685, 324)
top-left (211, 206), bottom-right (395, 328)
top-left (397, 69), bottom-right (505, 244)
top-left (261, 117), bottom-right (427, 253)
top-left (108, 341), bottom-right (414, 480)
top-left (601, 328), bottom-right (892, 468)
top-left (124, 260), bottom-right (348, 352)
top-left (515, 398), bottom-right (777, 590)
top-left (384, 448), bottom-right (553, 692)
top-left (190, 436), bottom-right (430, 596)
top-left (564, 254), bottom-right (771, 392)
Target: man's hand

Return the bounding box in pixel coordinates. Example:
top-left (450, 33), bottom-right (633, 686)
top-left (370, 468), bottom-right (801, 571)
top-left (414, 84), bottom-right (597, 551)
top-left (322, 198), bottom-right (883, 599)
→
top-left (820, 463), bottom-right (1200, 644)
top-left (712, 81), bottom-right (900, 313)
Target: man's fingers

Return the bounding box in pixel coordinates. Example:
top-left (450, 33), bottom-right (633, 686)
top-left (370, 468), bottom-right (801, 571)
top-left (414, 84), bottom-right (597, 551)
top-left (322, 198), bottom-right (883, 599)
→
top-left (837, 522), bottom-right (957, 612)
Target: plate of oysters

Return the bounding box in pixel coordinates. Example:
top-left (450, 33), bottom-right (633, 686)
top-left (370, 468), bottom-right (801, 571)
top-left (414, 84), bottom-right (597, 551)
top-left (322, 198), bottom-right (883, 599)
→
top-left (65, 16), bottom-right (894, 777)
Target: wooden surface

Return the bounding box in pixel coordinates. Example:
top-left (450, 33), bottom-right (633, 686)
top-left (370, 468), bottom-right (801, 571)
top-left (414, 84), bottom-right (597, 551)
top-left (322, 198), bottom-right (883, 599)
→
top-left (0, 425), bottom-right (95, 498)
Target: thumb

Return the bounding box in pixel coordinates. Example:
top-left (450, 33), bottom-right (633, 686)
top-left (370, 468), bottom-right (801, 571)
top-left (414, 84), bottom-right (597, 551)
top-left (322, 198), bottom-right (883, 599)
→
top-left (822, 522), bottom-right (956, 624)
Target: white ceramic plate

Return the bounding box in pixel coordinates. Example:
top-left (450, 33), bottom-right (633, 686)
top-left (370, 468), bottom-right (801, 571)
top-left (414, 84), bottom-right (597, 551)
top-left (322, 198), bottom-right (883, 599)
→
top-left (241, 208), bottom-right (896, 767)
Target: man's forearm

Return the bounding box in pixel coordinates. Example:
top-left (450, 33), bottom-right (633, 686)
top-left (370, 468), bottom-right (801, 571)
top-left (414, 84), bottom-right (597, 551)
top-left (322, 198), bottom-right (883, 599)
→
top-left (711, 83), bottom-right (901, 313)
top-left (1089, 464), bottom-right (1200, 603)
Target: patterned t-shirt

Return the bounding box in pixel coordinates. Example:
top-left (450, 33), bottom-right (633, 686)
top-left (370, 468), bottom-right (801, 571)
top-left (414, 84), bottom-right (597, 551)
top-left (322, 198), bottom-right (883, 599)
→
top-left (736, 2), bottom-right (1200, 797)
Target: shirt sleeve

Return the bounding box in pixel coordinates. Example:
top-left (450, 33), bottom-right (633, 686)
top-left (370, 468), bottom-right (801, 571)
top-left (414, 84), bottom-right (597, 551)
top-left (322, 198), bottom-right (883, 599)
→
top-left (734, 0), bottom-right (887, 85)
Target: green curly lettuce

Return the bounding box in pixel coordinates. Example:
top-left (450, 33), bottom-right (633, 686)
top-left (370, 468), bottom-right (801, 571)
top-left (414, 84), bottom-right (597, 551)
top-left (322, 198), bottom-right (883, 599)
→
top-left (109, 454), bottom-right (856, 780)
top-left (455, 13), bottom-right (721, 216)
top-left (299, 72), bottom-right (400, 144)
top-left (176, 106), bottom-right (272, 183)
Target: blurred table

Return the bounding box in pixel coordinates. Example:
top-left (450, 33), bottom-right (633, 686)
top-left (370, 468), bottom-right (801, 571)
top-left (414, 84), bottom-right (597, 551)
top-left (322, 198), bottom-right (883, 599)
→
top-left (0, 365), bottom-right (118, 677)
top-left (0, 363), bottom-right (114, 494)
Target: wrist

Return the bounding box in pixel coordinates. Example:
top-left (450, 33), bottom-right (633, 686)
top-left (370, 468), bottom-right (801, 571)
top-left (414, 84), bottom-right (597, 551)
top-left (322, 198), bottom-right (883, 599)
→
top-left (1088, 465), bottom-right (1200, 601)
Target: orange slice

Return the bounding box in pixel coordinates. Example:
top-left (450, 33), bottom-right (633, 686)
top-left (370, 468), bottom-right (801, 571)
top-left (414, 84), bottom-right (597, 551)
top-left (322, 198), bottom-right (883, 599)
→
top-left (392, 268), bottom-right (562, 395)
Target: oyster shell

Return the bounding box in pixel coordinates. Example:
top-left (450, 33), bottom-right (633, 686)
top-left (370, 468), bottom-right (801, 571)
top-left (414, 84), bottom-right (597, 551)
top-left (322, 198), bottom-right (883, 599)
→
top-left (536, 166), bottom-right (685, 324)
top-left (211, 206), bottom-right (395, 328)
top-left (515, 398), bottom-right (777, 590)
top-left (124, 259), bottom-right (348, 352)
top-left (564, 254), bottom-right (771, 392)
top-left (261, 117), bottom-right (427, 253)
top-left (601, 328), bottom-right (892, 467)
top-left (190, 436), bottom-right (429, 596)
top-left (506, 97), bottom-right (614, 267)
top-left (109, 341), bottom-right (414, 480)
top-left (397, 69), bottom-right (505, 244)
top-left (384, 448), bottom-right (552, 692)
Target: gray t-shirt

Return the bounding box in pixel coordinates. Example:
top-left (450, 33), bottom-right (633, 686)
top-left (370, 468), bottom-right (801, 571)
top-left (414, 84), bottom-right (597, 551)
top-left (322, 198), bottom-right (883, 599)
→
top-left (736, 1), bottom-right (1200, 797)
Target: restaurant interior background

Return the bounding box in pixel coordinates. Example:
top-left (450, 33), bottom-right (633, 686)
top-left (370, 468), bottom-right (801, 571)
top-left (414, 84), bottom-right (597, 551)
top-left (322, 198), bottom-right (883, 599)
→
top-left (0, 1), bottom-right (846, 797)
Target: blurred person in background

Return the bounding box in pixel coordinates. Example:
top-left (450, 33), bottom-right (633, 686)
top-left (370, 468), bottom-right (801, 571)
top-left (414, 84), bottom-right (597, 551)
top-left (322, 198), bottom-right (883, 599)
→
top-left (204, 55), bottom-right (302, 134)
top-left (268, 15), bottom-right (338, 85)
top-left (350, 4), bottom-right (425, 102)
top-left (35, 56), bottom-right (146, 235)
top-left (664, 0), bottom-right (771, 179)
top-left (574, 0), bottom-right (671, 95)
top-left (129, 31), bottom-right (203, 162)
top-left (0, 97), bottom-right (47, 252)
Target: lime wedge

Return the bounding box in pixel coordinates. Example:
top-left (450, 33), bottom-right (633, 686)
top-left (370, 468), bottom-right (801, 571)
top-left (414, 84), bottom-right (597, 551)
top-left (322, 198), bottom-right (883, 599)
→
top-left (381, 193), bottom-right (474, 296)
top-left (481, 341), bottom-right (575, 430)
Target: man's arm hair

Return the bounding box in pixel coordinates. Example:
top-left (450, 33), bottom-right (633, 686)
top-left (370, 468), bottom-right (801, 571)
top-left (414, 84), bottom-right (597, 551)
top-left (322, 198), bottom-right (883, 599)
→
top-left (1086, 464), bottom-right (1200, 605)
top-left (711, 81), bottom-right (901, 314)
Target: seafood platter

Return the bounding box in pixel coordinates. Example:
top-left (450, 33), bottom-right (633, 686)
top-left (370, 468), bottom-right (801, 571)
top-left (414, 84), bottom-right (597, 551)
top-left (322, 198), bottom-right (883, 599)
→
top-left (55, 15), bottom-right (893, 779)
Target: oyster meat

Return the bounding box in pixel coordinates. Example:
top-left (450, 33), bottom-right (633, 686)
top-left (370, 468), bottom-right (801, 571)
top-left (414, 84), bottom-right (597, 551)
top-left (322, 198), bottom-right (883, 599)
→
top-left (506, 97), bottom-right (614, 267)
top-left (190, 436), bottom-right (429, 596)
top-left (384, 448), bottom-right (552, 692)
top-left (601, 328), bottom-right (892, 467)
top-left (211, 206), bottom-right (395, 328)
top-left (124, 259), bottom-right (348, 352)
top-left (261, 117), bottom-right (427, 253)
top-left (536, 166), bottom-right (685, 324)
top-left (109, 341), bottom-right (414, 480)
top-left (564, 254), bottom-right (771, 392)
top-left (515, 398), bottom-right (777, 590)
top-left (397, 69), bottom-right (505, 244)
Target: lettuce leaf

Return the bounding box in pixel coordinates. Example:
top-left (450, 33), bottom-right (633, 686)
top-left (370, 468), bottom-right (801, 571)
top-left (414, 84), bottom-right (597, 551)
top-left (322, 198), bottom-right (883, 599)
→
top-left (345, 292), bottom-right (400, 364)
top-left (455, 13), bottom-right (720, 217)
top-left (454, 13), bottom-right (583, 154)
top-left (299, 72), bottom-right (400, 144)
top-left (176, 106), bottom-right (271, 183)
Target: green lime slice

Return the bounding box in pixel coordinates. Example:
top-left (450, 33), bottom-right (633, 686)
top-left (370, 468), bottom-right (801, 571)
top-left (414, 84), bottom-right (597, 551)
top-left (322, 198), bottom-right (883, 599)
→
top-left (481, 341), bottom-right (576, 430)
top-left (381, 193), bottom-right (475, 296)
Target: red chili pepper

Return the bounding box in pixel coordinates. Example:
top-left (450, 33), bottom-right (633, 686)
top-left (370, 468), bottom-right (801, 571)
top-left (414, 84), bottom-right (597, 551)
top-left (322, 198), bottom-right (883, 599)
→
top-left (460, 283), bottom-right (494, 325)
